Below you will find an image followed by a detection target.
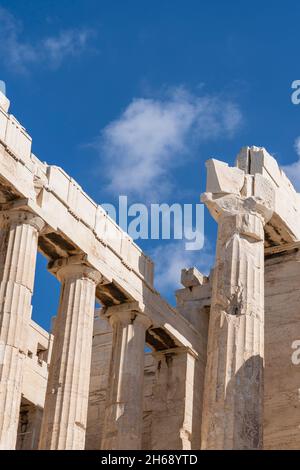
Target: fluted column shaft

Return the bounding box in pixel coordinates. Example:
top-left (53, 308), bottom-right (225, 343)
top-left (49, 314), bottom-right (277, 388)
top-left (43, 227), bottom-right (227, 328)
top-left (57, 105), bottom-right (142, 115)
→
top-left (0, 210), bottom-right (44, 449)
top-left (101, 306), bottom-right (150, 450)
top-left (152, 348), bottom-right (198, 450)
top-left (201, 210), bottom-right (265, 450)
top-left (39, 256), bottom-right (101, 450)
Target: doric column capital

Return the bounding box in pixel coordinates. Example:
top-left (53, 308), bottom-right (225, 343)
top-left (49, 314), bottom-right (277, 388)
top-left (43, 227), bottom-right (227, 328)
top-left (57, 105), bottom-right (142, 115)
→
top-left (48, 254), bottom-right (102, 284)
top-left (202, 157), bottom-right (275, 224)
top-left (201, 192), bottom-right (274, 241)
top-left (105, 301), bottom-right (152, 329)
top-left (202, 193), bottom-right (273, 224)
top-left (0, 209), bottom-right (45, 232)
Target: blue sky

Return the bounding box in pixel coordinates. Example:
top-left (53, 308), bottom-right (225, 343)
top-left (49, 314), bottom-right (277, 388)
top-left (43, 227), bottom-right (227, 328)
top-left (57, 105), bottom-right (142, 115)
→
top-left (1, 0), bottom-right (300, 330)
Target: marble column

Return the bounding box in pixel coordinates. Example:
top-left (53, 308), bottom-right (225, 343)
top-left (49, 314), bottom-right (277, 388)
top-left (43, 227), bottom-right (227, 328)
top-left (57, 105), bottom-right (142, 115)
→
top-left (201, 194), bottom-right (268, 450)
top-left (0, 210), bottom-right (44, 449)
top-left (101, 304), bottom-right (151, 450)
top-left (152, 347), bottom-right (198, 450)
top-left (39, 256), bottom-right (101, 450)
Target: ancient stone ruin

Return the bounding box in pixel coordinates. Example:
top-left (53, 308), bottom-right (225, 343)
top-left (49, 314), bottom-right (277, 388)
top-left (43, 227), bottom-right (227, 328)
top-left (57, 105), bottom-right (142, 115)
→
top-left (0, 89), bottom-right (299, 450)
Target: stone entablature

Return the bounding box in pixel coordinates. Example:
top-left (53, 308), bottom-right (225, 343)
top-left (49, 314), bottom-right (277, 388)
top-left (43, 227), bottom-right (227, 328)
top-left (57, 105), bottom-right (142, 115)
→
top-left (0, 90), bottom-right (201, 356)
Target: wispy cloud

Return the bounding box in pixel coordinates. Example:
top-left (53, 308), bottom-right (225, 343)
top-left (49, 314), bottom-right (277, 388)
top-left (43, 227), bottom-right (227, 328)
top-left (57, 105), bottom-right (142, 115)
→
top-left (42, 29), bottom-right (95, 67)
top-left (150, 239), bottom-right (214, 295)
top-left (97, 87), bottom-right (242, 200)
top-left (282, 137), bottom-right (300, 191)
top-left (0, 7), bottom-right (95, 73)
top-left (295, 136), bottom-right (300, 156)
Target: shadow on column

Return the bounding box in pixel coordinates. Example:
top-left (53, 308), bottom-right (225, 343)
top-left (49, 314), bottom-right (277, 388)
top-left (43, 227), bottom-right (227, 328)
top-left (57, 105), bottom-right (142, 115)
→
top-left (223, 354), bottom-right (264, 450)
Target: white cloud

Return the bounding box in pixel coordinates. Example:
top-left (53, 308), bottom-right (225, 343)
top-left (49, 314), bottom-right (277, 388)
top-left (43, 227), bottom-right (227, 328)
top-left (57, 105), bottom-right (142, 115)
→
top-left (42, 29), bottom-right (94, 67)
top-left (98, 88), bottom-right (242, 200)
top-left (282, 137), bottom-right (300, 191)
top-left (150, 240), bottom-right (214, 295)
top-left (0, 7), bottom-right (37, 72)
top-left (0, 7), bottom-right (94, 73)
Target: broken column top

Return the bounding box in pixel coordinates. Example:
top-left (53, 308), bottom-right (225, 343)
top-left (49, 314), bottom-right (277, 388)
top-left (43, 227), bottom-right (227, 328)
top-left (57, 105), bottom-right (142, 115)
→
top-left (0, 81), bottom-right (10, 113)
top-left (202, 146), bottom-right (300, 246)
top-left (181, 267), bottom-right (209, 288)
top-left (205, 159), bottom-right (244, 195)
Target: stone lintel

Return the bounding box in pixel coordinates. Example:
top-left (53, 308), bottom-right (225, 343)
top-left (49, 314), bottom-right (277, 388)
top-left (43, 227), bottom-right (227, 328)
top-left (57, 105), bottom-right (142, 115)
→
top-left (153, 345), bottom-right (198, 360)
top-left (264, 240), bottom-right (300, 256)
